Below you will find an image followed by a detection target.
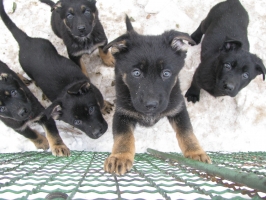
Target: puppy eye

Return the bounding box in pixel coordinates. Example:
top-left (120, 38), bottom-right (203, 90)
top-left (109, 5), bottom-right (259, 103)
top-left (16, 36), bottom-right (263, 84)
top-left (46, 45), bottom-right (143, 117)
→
top-left (84, 10), bottom-right (91, 15)
top-left (67, 13), bottom-right (74, 20)
top-left (131, 69), bottom-right (142, 78)
top-left (161, 69), bottom-right (172, 79)
top-left (242, 72), bottom-right (249, 79)
top-left (224, 63), bottom-right (232, 70)
top-left (0, 106), bottom-right (6, 112)
top-left (74, 119), bottom-right (82, 125)
top-left (11, 90), bottom-right (17, 97)
top-left (89, 106), bottom-right (95, 115)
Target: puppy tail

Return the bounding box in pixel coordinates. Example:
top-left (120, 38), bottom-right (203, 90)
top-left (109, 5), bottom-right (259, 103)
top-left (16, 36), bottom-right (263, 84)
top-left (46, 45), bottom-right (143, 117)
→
top-left (0, 0), bottom-right (28, 45)
top-left (39, 0), bottom-right (55, 9)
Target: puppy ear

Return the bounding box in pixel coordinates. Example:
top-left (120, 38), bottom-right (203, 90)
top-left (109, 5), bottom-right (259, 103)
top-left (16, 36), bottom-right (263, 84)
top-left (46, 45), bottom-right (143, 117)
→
top-left (67, 82), bottom-right (91, 95)
top-left (220, 37), bottom-right (242, 52)
top-left (164, 30), bottom-right (196, 52)
top-left (125, 15), bottom-right (134, 32)
top-left (103, 36), bottom-right (129, 55)
top-left (43, 102), bottom-right (62, 120)
top-left (255, 57), bottom-right (266, 81)
top-left (51, 1), bottom-right (62, 12)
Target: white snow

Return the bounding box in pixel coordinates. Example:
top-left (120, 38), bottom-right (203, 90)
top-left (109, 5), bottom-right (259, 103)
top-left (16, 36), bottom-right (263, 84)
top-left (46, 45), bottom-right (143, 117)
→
top-left (0, 0), bottom-right (265, 155)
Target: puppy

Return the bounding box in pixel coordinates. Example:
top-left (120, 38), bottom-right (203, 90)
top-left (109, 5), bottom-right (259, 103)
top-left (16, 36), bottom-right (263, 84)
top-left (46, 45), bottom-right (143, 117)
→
top-left (0, 0), bottom-right (109, 139)
top-left (0, 60), bottom-right (70, 156)
top-left (185, 0), bottom-right (266, 103)
top-left (103, 16), bottom-right (211, 175)
top-left (40, 0), bottom-right (115, 76)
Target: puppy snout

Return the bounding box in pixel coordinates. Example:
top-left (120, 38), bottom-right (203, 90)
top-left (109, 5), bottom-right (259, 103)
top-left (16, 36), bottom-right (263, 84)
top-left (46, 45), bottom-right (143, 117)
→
top-left (145, 100), bottom-right (159, 111)
top-left (18, 107), bottom-right (28, 117)
top-left (223, 83), bottom-right (235, 91)
top-left (92, 128), bottom-right (104, 139)
top-left (77, 25), bottom-right (86, 33)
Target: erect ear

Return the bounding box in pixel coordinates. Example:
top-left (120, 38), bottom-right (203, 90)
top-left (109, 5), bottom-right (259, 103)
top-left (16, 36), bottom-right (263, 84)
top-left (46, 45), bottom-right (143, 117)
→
top-left (51, 1), bottom-right (62, 12)
top-left (67, 81), bottom-right (91, 95)
top-left (43, 101), bottom-right (62, 120)
top-left (220, 36), bottom-right (242, 52)
top-left (254, 56), bottom-right (266, 81)
top-left (164, 30), bottom-right (196, 52)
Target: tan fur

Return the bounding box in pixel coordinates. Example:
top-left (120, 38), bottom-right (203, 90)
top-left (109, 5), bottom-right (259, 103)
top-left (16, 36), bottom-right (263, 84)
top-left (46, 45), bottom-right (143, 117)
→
top-left (170, 120), bottom-right (211, 163)
top-left (99, 48), bottom-right (115, 67)
top-left (101, 100), bottom-right (113, 115)
top-left (29, 131), bottom-right (49, 150)
top-left (79, 58), bottom-right (89, 77)
top-left (104, 128), bottom-right (135, 175)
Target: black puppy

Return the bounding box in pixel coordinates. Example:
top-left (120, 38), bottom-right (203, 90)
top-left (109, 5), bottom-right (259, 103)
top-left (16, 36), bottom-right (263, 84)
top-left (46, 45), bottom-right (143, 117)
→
top-left (103, 16), bottom-right (211, 175)
top-left (40, 0), bottom-right (114, 76)
top-left (0, 0), bottom-right (108, 139)
top-left (0, 60), bottom-right (70, 156)
top-left (185, 0), bottom-right (266, 103)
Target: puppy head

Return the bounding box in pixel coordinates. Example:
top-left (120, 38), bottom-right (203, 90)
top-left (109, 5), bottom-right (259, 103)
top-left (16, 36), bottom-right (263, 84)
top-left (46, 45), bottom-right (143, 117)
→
top-left (215, 37), bottom-right (266, 97)
top-left (104, 16), bottom-right (195, 116)
top-left (0, 73), bottom-right (32, 121)
top-left (42, 81), bottom-right (107, 139)
top-left (52, 0), bottom-right (97, 39)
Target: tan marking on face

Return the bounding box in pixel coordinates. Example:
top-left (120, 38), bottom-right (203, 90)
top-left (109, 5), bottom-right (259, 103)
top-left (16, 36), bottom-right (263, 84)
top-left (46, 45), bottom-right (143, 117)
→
top-left (5, 91), bottom-right (10, 96)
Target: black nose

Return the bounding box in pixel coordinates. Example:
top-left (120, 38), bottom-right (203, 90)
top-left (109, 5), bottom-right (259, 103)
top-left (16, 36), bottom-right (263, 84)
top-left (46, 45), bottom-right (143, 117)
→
top-left (145, 100), bottom-right (159, 111)
top-left (18, 108), bottom-right (28, 117)
top-left (77, 25), bottom-right (86, 33)
top-left (223, 83), bottom-right (235, 91)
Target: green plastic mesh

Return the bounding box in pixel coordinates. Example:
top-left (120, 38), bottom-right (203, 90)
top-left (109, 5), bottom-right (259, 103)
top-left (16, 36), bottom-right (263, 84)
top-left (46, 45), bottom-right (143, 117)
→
top-left (0, 150), bottom-right (265, 200)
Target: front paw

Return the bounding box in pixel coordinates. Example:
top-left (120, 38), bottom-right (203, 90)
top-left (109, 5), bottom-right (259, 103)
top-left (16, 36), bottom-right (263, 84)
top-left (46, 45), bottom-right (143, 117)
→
top-left (31, 134), bottom-right (49, 150)
top-left (104, 153), bottom-right (134, 175)
top-left (184, 150), bottom-right (211, 164)
top-left (51, 144), bottom-right (70, 157)
top-left (185, 88), bottom-right (200, 103)
top-left (101, 100), bottom-right (114, 115)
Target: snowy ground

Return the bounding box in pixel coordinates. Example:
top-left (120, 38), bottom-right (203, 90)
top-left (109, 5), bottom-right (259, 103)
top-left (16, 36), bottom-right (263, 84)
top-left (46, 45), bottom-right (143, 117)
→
top-left (0, 0), bottom-right (265, 154)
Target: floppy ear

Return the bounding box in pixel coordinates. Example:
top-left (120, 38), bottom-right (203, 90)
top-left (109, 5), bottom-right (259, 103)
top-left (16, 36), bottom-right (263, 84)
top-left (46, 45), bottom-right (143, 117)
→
top-left (164, 30), bottom-right (196, 52)
top-left (43, 101), bottom-right (63, 120)
top-left (51, 1), bottom-right (62, 12)
top-left (67, 82), bottom-right (91, 95)
top-left (255, 57), bottom-right (266, 81)
top-left (220, 36), bottom-right (242, 52)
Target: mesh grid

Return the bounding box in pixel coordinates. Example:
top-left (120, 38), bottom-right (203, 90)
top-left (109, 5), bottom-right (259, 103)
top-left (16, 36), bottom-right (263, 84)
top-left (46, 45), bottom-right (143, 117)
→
top-left (0, 151), bottom-right (265, 199)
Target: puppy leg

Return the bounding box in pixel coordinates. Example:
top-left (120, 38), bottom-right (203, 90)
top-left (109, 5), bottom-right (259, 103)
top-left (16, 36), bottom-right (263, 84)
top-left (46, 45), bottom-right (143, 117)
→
top-left (104, 113), bottom-right (136, 175)
top-left (168, 104), bottom-right (211, 163)
top-left (40, 117), bottom-right (70, 157)
top-left (99, 47), bottom-right (115, 67)
top-left (69, 54), bottom-right (89, 77)
top-left (17, 127), bottom-right (49, 150)
top-left (16, 73), bottom-right (32, 86)
top-left (185, 67), bottom-right (201, 103)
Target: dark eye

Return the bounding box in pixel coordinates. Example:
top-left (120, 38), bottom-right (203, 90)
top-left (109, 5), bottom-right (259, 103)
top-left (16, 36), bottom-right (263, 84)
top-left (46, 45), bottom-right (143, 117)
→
top-left (84, 9), bottom-right (91, 15)
top-left (11, 90), bottom-right (17, 97)
top-left (131, 69), bottom-right (141, 78)
top-left (0, 106), bottom-right (6, 112)
top-left (67, 13), bottom-right (74, 20)
top-left (74, 119), bottom-right (82, 125)
top-left (161, 69), bottom-right (172, 79)
top-left (242, 72), bottom-right (249, 79)
top-left (89, 106), bottom-right (95, 115)
top-left (224, 63), bottom-right (232, 70)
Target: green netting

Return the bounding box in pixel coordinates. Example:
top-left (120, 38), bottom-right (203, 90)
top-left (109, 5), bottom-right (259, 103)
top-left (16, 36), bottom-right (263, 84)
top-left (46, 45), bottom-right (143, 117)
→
top-left (0, 150), bottom-right (265, 200)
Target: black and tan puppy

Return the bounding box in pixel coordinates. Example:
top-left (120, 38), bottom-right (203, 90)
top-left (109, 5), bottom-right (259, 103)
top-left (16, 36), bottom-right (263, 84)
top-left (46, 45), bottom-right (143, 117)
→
top-left (0, 60), bottom-right (70, 156)
top-left (185, 0), bottom-right (266, 103)
top-left (103, 16), bottom-right (211, 175)
top-left (40, 0), bottom-right (114, 76)
top-left (0, 0), bottom-right (108, 139)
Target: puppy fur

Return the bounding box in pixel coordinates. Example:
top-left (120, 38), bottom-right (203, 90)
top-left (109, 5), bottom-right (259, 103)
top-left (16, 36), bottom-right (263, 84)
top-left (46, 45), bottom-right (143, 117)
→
top-left (185, 0), bottom-right (266, 103)
top-left (0, 60), bottom-right (70, 156)
top-left (40, 0), bottom-right (115, 76)
top-left (0, 0), bottom-right (108, 139)
top-left (103, 16), bottom-right (211, 175)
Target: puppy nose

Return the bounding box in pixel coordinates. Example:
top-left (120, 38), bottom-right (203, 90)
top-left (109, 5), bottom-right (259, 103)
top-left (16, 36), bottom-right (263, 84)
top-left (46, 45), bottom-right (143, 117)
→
top-left (77, 25), bottom-right (85, 32)
top-left (145, 100), bottom-right (159, 111)
top-left (92, 129), bottom-right (104, 139)
top-left (223, 83), bottom-right (235, 91)
top-left (18, 108), bottom-right (28, 117)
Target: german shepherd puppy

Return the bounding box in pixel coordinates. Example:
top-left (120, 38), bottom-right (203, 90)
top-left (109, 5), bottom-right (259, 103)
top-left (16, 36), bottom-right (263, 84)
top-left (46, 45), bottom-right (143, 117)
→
top-left (0, 60), bottom-right (70, 156)
top-left (0, 0), bottom-right (108, 139)
top-left (103, 16), bottom-right (211, 175)
top-left (40, 0), bottom-right (114, 76)
top-left (185, 0), bottom-right (266, 103)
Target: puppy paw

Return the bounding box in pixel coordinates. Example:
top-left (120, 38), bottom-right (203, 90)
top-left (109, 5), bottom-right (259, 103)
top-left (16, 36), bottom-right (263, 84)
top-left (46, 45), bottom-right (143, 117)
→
top-left (185, 89), bottom-right (200, 103)
top-left (104, 153), bottom-right (134, 175)
top-left (31, 134), bottom-right (49, 150)
top-left (101, 100), bottom-right (114, 115)
top-left (184, 150), bottom-right (211, 164)
top-left (100, 50), bottom-right (115, 67)
top-left (51, 144), bottom-right (70, 157)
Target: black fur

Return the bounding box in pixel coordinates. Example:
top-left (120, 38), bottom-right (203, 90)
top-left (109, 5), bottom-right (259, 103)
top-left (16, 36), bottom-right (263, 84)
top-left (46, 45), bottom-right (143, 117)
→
top-left (0, 60), bottom-right (70, 156)
top-left (185, 0), bottom-right (266, 103)
top-left (40, 0), bottom-right (109, 67)
top-left (0, 0), bottom-right (107, 139)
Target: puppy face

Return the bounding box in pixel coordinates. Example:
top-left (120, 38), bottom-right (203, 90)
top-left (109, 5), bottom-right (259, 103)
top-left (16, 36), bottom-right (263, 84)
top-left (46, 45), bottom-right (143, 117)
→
top-left (44, 81), bottom-right (107, 139)
top-left (55, 0), bottom-right (97, 39)
top-left (104, 17), bottom-right (195, 116)
top-left (215, 40), bottom-right (266, 97)
top-left (0, 73), bottom-right (32, 121)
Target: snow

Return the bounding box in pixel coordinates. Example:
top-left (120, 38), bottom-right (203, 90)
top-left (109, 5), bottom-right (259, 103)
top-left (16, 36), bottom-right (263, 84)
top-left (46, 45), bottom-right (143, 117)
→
top-left (0, 0), bottom-right (265, 154)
